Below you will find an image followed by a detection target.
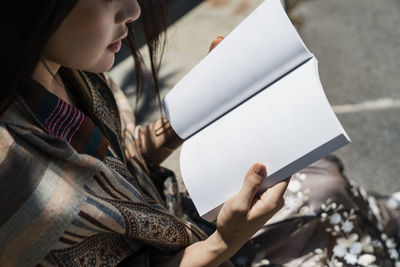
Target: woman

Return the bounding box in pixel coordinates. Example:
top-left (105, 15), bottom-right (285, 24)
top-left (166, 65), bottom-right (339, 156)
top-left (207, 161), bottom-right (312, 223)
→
top-left (0, 0), bottom-right (288, 266)
top-left (0, 0), bottom-right (398, 266)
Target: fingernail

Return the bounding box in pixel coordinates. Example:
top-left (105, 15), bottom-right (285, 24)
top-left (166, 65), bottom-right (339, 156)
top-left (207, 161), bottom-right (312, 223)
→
top-left (254, 164), bottom-right (266, 176)
top-left (216, 35), bottom-right (224, 40)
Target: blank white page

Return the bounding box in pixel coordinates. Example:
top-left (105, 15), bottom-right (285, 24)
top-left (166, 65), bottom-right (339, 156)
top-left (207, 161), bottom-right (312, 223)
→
top-left (180, 58), bottom-right (350, 220)
top-left (163, 0), bottom-right (312, 139)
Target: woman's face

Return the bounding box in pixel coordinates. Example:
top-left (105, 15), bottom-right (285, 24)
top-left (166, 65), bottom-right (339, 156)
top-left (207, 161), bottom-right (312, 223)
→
top-left (44, 0), bottom-right (141, 73)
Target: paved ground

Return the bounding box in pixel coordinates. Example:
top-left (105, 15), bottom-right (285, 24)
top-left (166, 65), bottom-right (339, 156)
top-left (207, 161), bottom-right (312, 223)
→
top-left (109, 0), bottom-right (400, 195)
top-left (293, 0), bottom-right (400, 195)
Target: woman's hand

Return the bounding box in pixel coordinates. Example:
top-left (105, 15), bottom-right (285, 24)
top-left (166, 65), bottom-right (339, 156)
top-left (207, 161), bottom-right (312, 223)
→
top-left (158, 163), bottom-right (290, 267)
top-left (214, 163), bottom-right (289, 257)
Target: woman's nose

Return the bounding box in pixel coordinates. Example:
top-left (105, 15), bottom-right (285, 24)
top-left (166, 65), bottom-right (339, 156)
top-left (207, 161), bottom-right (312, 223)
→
top-left (116, 0), bottom-right (141, 24)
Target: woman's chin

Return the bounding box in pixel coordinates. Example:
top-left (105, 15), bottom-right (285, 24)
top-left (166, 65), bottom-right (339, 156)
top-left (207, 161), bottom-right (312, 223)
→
top-left (83, 54), bottom-right (115, 73)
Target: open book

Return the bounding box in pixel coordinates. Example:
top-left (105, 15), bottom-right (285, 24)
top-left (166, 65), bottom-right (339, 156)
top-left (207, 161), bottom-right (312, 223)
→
top-left (162, 0), bottom-right (350, 221)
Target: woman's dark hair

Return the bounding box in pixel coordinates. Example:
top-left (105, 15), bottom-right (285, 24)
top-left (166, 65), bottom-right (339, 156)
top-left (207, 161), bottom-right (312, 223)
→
top-left (0, 0), bottom-right (167, 115)
top-left (128, 0), bottom-right (167, 108)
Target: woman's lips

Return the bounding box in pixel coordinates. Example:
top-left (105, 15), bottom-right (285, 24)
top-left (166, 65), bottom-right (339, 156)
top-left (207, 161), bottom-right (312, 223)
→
top-left (107, 39), bottom-right (122, 53)
top-left (108, 31), bottom-right (128, 53)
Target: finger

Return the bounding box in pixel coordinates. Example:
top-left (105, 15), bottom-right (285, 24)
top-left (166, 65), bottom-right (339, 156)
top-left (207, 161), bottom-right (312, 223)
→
top-left (237, 163), bottom-right (267, 209)
top-left (266, 176), bottom-right (291, 197)
top-left (249, 178), bottom-right (290, 220)
top-left (208, 35), bottom-right (224, 53)
top-left (260, 175), bottom-right (291, 199)
top-left (262, 178), bottom-right (290, 201)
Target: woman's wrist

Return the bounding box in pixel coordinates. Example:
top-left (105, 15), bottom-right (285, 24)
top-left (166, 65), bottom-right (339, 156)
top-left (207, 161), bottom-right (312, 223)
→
top-left (181, 231), bottom-right (236, 267)
top-left (163, 123), bottom-right (183, 151)
top-left (204, 231), bottom-right (231, 265)
top-left (157, 233), bottom-right (232, 267)
top-left (140, 117), bottom-right (183, 164)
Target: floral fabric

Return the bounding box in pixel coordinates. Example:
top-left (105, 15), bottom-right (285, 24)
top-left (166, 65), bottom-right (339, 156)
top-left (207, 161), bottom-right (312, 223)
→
top-left (230, 157), bottom-right (400, 266)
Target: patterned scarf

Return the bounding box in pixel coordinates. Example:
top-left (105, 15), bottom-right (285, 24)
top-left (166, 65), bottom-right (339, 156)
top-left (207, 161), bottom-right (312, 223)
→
top-left (0, 68), bottom-right (206, 266)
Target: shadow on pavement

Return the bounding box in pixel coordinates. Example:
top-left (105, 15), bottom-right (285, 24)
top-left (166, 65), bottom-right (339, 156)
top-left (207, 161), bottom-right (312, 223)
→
top-left (112, 0), bottom-right (204, 124)
top-left (114, 0), bottom-right (204, 66)
top-left (122, 68), bottom-right (178, 125)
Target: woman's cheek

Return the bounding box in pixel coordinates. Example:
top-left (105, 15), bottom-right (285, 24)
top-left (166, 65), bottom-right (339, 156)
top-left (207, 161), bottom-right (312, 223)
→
top-left (62, 18), bottom-right (113, 70)
top-left (65, 1), bottom-right (115, 69)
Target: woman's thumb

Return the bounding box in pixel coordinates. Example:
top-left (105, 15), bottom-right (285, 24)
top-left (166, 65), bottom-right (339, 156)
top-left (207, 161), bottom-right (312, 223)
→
top-left (238, 163), bottom-right (266, 207)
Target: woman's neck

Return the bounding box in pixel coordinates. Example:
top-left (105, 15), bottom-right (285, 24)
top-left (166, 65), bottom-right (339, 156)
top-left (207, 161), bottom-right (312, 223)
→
top-left (31, 59), bottom-right (76, 107)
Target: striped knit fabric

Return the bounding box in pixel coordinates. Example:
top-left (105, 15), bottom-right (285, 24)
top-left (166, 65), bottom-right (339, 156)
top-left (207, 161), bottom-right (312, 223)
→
top-left (21, 78), bottom-right (110, 162)
top-left (45, 99), bottom-right (85, 143)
